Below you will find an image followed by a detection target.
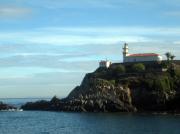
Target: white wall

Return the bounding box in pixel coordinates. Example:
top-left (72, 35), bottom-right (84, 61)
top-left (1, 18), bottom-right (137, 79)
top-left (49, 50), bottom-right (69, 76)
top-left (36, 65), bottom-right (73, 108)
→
top-left (124, 56), bottom-right (162, 62)
top-left (99, 61), bottom-right (111, 68)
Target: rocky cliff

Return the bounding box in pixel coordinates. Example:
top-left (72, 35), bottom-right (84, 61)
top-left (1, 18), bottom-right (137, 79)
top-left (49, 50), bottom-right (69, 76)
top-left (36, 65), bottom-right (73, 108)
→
top-left (21, 62), bottom-right (180, 113)
top-left (21, 74), bottom-right (136, 112)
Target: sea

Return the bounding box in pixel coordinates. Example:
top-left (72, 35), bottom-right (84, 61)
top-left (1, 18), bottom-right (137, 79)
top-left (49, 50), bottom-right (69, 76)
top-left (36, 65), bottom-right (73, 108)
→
top-left (0, 98), bottom-right (180, 134)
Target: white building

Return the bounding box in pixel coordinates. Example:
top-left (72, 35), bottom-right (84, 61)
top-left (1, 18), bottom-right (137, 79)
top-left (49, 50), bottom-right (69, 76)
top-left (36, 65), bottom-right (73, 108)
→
top-left (123, 43), bottom-right (163, 63)
top-left (99, 60), bottom-right (111, 68)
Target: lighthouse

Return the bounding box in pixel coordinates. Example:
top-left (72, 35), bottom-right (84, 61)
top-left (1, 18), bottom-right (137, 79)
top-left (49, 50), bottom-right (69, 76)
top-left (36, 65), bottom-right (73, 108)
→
top-left (123, 43), bottom-right (129, 62)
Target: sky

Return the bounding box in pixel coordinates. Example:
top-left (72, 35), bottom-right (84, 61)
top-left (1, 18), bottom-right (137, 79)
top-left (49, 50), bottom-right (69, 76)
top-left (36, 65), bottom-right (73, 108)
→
top-left (0, 0), bottom-right (180, 98)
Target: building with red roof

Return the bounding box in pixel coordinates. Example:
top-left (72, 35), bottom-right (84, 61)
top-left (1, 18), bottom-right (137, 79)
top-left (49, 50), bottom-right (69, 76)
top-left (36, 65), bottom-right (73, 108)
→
top-left (123, 43), bottom-right (163, 63)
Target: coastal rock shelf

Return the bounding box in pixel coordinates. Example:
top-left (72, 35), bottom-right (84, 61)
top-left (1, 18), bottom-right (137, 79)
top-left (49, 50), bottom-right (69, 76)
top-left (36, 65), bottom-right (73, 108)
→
top-left (0, 102), bottom-right (17, 111)
top-left (21, 61), bottom-right (180, 113)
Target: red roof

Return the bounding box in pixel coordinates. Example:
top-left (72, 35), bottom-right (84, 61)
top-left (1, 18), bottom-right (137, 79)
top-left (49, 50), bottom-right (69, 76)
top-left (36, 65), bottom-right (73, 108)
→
top-left (128, 53), bottom-right (159, 57)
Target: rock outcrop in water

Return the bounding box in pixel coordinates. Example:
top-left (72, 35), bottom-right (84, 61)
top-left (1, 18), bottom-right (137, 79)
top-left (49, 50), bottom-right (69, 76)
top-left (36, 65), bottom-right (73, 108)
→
top-left (0, 102), bottom-right (17, 111)
top-left (21, 61), bottom-right (180, 113)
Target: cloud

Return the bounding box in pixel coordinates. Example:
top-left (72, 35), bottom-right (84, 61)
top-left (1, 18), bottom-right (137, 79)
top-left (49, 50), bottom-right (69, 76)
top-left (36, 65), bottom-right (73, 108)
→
top-left (25, 0), bottom-right (158, 9)
top-left (0, 6), bottom-right (31, 18)
top-left (24, 35), bottom-right (151, 45)
top-left (31, 26), bottom-right (180, 44)
top-left (0, 26), bottom-right (180, 70)
top-left (0, 26), bottom-right (172, 46)
top-left (1, 26), bottom-right (180, 46)
top-left (164, 11), bottom-right (180, 17)
top-left (41, 26), bottom-right (180, 36)
top-left (23, 0), bottom-right (117, 9)
top-left (0, 52), bottom-right (99, 70)
top-left (173, 41), bottom-right (180, 44)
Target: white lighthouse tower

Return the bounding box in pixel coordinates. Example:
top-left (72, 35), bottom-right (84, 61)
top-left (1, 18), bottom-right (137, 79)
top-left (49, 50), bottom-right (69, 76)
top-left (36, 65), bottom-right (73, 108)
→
top-left (123, 43), bottom-right (129, 62)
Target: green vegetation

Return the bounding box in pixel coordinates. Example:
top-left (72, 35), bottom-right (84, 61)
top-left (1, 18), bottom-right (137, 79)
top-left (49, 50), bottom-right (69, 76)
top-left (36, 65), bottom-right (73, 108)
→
top-left (114, 65), bottom-right (126, 74)
top-left (165, 52), bottom-right (171, 62)
top-left (170, 55), bottom-right (176, 61)
top-left (154, 76), bottom-right (172, 93)
top-left (175, 68), bottom-right (180, 78)
top-left (161, 62), bottom-right (168, 68)
top-left (164, 52), bottom-right (176, 77)
top-left (94, 60), bottom-right (180, 95)
top-left (165, 52), bottom-right (176, 67)
top-left (109, 80), bottom-right (116, 85)
top-left (132, 63), bottom-right (145, 73)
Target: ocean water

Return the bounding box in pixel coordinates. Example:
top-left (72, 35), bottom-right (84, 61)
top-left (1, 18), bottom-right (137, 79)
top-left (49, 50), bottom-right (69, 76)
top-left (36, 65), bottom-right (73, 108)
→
top-left (0, 99), bottom-right (180, 134)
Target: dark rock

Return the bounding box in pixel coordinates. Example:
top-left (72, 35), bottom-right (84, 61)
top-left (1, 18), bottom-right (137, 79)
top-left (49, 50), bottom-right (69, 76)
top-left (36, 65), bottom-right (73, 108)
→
top-left (21, 100), bottom-right (50, 111)
top-left (0, 102), bottom-right (16, 111)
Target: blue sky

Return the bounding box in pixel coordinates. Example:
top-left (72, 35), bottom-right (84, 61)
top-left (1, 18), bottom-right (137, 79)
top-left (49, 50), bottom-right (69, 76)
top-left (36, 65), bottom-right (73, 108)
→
top-left (0, 0), bottom-right (180, 98)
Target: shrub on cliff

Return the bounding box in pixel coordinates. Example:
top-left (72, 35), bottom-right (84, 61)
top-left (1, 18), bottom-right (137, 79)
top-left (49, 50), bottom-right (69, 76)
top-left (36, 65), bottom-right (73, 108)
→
top-left (132, 63), bottom-right (145, 73)
top-left (109, 79), bottom-right (116, 85)
top-left (110, 65), bottom-right (126, 76)
top-left (115, 65), bottom-right (126, 73)
top-left (174, 68), bottom-right (180, 89)
top-left (175, 68), bottom-right (180, 78)
top-left (152, 75), bottom-right (174, 94)
top-left (105, 65), bottom-right (126, 79)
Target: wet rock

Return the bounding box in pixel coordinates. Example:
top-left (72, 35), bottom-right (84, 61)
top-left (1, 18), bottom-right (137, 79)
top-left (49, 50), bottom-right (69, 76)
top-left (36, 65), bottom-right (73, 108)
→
top-left (0, 102), bottom-right (17, 111)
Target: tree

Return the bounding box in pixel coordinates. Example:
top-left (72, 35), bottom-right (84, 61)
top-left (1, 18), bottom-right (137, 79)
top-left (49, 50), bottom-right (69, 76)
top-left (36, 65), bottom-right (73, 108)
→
top-left (170, 55), bottom-right (175, 61)
top-left (114, 65), bottom-right (126, 74)
top-left (165, 52), bottom-right (175, 70)
top-left (165, 52), bottom-right (171, 62)
top-left (169, 55), bottom-right (176, 76)
top-left (132, 63), bottom-right (145, 73)
top-left (164, 52), bottom-right (176, 74)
